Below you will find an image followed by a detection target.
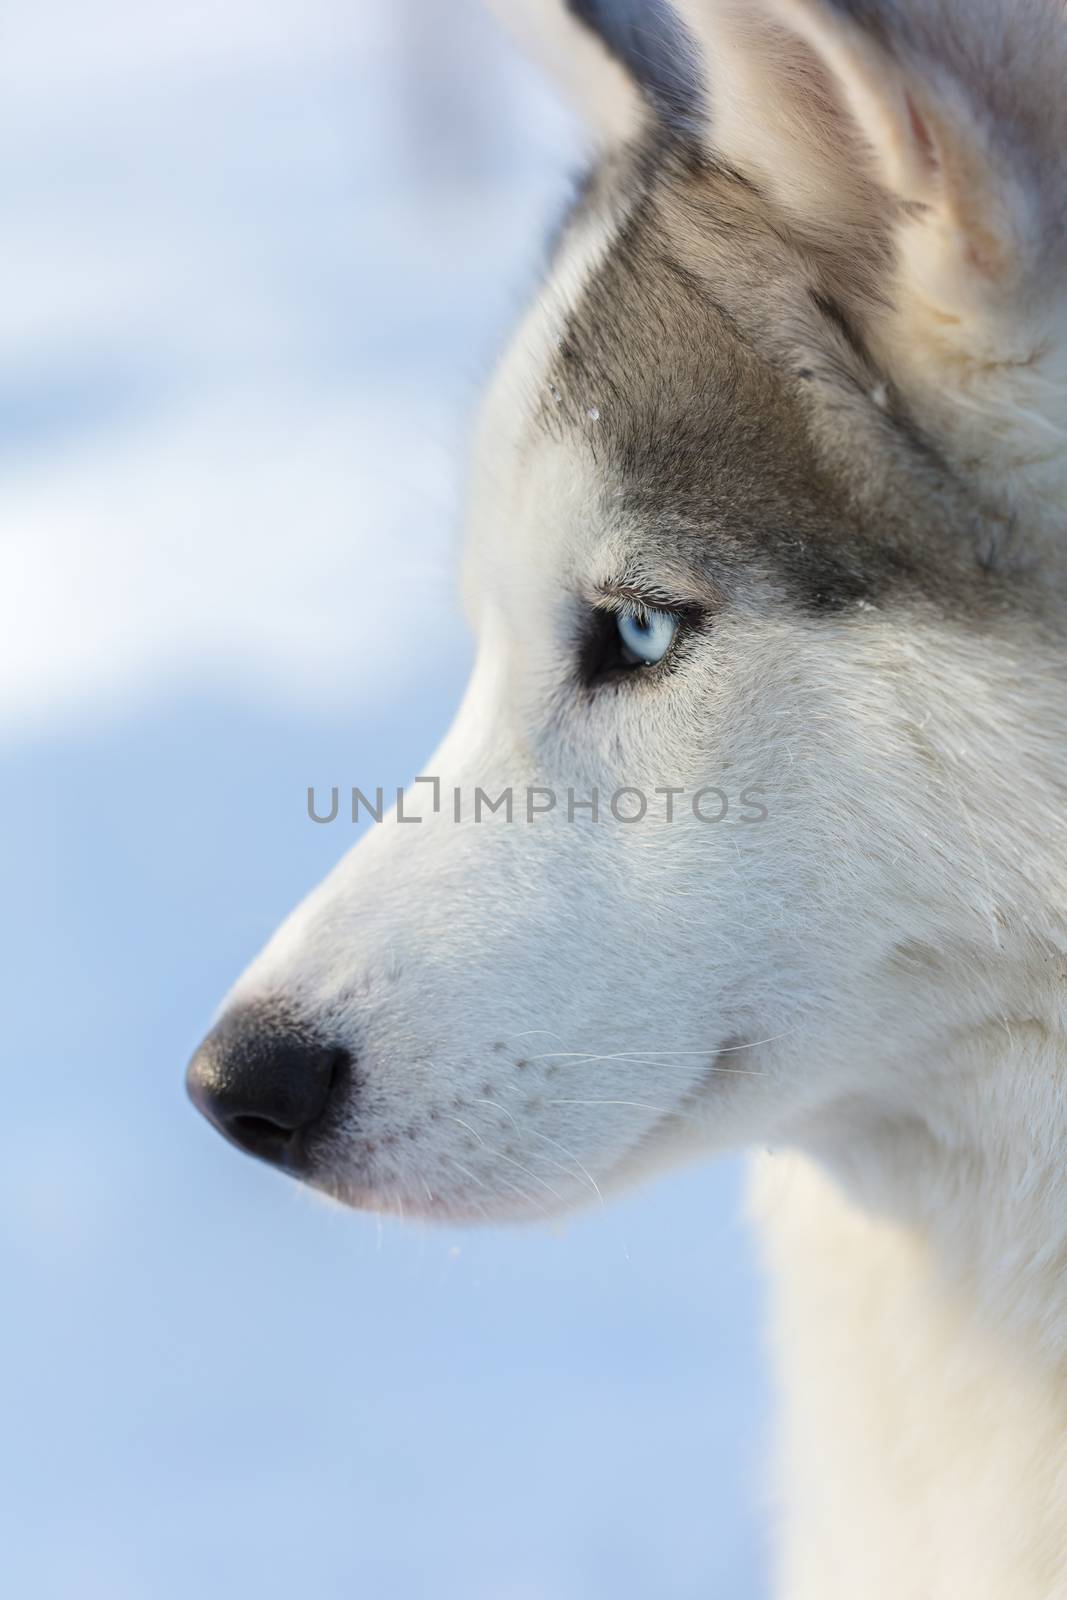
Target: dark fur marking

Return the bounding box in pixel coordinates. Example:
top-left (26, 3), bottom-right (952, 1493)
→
top-left (809, 290), bottom-right (871, 369)
top-left (538, 142), bottom-right (996, 615)
top-left (565, 0), bottom-right (704, 134)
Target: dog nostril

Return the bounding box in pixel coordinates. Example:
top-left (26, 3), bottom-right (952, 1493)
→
top-left (229, 1113), bottom-right (297, 1159)
top-left (186, 1005), bottom-right (350, 1174)
top-left (326, 1047), bottom-right (350, 1087)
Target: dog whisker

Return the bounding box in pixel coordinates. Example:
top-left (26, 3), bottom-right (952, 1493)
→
top-left (520, 1029), bottom-right (797, 1075)
top-left (445, 1113), bottom-right (564, 1207)
top-left (472, 1096), bottom-right (606, 1205)
top-left (524, 1048), bottom-right (766, 1078)
top-left (546, 1097), bottom-right (684, 1118)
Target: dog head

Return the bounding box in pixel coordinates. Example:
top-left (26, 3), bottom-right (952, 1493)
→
top-left (189, 0), bottom-right (1067, 1220)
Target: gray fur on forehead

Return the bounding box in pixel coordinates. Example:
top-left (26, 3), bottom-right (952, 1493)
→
top-left (539, 143), bottom-right (1010, 615)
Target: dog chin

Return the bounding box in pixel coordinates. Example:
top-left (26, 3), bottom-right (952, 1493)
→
top-left (302, 1049), bottom-right (743, 1225)
top-left (593, 1040), bottom-right (764, 1199)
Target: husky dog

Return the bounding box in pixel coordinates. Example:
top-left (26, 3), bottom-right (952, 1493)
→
top-left (188, 1), bottom-right (1067, 1592)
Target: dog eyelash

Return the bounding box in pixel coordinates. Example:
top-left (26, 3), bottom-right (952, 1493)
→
top-left (577, 595), bottom-right (699, 686)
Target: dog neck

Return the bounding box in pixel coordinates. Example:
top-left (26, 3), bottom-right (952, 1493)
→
top-left (833, 1014), bottom-right (1067, 1365)
top-left (757, 1017), bottom-right (1067, 1597)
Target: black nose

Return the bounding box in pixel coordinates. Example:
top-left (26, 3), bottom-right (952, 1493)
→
top-left (186, 1003), bottom-right (348, 1171)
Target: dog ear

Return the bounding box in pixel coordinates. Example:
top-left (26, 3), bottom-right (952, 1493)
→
top-left (490, 0), bottom-right (698, 146)
top-left (672, 0), bottom-right (1067, 328)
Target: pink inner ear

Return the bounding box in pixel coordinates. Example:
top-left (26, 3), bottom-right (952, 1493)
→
top-left (905, 90), bottom-right (940, 182)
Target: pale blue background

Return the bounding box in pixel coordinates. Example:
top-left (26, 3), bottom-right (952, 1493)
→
top-left (2, 3), bottom-right (770, 1594)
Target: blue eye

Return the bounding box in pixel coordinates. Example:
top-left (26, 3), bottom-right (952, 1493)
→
top-left (616, 606), bottom-right (678, 666)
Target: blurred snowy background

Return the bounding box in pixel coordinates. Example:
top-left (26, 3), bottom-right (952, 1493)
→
top-left (1, 2), bottom-right (769, 1595)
